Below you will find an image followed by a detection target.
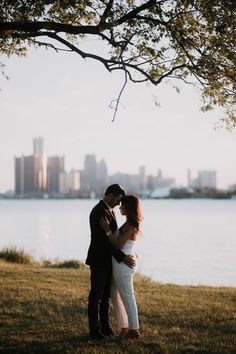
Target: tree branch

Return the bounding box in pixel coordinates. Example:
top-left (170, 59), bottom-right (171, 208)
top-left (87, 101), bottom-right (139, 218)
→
top-left (0, 21), bottom-right (99, 35)
top-left (109, 59), bottom-right (128, 122)
top-left (32, 39), bottom-right (73, 53)
top-left (105, 0), bottom-right (157, 28)
top-left (99, 0), bottom-right (114, 26)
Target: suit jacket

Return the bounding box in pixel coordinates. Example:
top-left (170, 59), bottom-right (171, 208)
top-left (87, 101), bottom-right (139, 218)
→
top-left (85, 200), bottom-right (126, 267)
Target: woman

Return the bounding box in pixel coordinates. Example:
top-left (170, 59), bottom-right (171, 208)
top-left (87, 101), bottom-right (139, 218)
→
top-left (100, 194), bottom-right (142, 339)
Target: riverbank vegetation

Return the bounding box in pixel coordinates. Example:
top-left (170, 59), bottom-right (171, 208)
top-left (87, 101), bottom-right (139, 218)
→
top-left (0, 249), bottom-right (235, 353)
top-left (169, 188), bottom-right (236, 199)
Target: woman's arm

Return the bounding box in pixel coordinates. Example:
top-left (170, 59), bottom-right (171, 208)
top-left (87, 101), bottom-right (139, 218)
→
top-left (100, 217), bottom-right (134, 250)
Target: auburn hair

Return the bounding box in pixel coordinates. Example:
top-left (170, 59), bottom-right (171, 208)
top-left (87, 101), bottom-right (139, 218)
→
top-left (121, 194), bottom-right (142, 232)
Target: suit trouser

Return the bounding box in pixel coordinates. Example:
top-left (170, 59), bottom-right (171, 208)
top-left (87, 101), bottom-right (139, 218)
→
top-left (88, 266), bottom-right (112, 335)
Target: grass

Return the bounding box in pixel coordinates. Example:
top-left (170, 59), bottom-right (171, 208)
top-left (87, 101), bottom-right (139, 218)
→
top-left (0, 247), bottom-right (82, 269)
top-left (0, 251), bottom-right (235, 353)
top-left (0, 246), bottom-right (35, 265)
top-left (41, 259), bottom-right (83, 269)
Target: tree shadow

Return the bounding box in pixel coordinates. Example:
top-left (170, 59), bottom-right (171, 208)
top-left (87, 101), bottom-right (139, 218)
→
top-left (0, 334), bottom-right (92, 354)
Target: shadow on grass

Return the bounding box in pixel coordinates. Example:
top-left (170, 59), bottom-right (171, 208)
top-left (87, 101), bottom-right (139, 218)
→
top-left (0, 335), bottom-right (88, 354)
top-left (0, 334), bottom-right (166, 354)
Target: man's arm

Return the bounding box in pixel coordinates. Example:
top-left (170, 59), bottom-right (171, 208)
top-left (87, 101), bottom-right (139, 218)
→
top-left (108, 242), bottom-right (125, 263)
top-left (108, 243), bottom-right (136, 268)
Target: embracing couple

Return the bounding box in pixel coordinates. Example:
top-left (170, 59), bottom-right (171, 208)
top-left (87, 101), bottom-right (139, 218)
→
top-left (85, 184), bottom-right (142, 341)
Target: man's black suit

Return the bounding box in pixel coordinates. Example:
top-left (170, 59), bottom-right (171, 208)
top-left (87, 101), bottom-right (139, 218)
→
top-left (86, 200), bottom-right (126, 337)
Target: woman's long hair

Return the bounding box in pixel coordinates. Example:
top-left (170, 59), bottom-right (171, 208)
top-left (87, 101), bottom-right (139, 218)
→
top-left (121, 194), bottom-right (142, 232)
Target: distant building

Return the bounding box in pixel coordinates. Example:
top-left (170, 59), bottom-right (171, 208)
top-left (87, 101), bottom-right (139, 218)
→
top-left (47, 156), bottom-right (65, 194)
top-left (15, 155), bottom-right (25, 195)
top-left (190, 170), bottom-right (217, 189)
top-left (155, 175), bottom-right (175, 189)
top-left (15, 138), bottom-right (47, 196)
top-left (146, 169), bottom-right (175, 193)
top-left (97, 159), bottom-right (108, 193)
top-left (15, 154), bottom-right (44, 196)
top-left (81, 154), bottom-right (97, 192)
top-left (146, 174), bottom-right (156, 192)
top-left (68, 170), bottom-right (80, 193)
top-left (33, 137), bottom-right (45, 191)
top-left (138, 166), bottom-right (146, 191)
top-left (23, 155), bottom-right (36, 193)
top-left (109, 172), bottom-right (141, 194)
top-left (33, 137), bottom-right (44, 156)
top-left (15, 138), bottom-right (197, 198)
top-left (187, 169), bottom-right (191, 187)
top-left (198, 170), bottom-right (217, 188)
top-left (59, 169), bottom-right (80, 195)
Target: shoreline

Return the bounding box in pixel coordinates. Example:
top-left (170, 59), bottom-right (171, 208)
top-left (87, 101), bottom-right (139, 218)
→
top-left (1, 246), bottom-right (236, 289)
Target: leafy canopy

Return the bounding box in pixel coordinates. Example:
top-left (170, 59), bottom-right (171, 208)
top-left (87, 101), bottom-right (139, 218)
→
top-left (0, 0), bottom-right (235, 126)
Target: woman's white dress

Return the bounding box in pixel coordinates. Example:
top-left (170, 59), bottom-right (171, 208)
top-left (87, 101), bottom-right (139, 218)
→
top-left (111, 231), bottom-right (139, 330)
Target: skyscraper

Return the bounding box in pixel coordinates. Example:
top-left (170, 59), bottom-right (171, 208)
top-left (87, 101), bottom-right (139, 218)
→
top-left (15, 156), bottom-right (24, 195)
top-left (33, 137), bottom-right (45, 191)
top-left (97, 159), bottom-right (108, 192)
top-left (33, 137), bottom-right (43, 156)
top-left (23, 155), bottom-right (36, 193)
top-left (83, 154), bottom-right (97, 191)
top-left (15, 154), bottom-right (42, 196)
top-left (59, 170), bottom-right (80, 195)
top-left (47, 156), bottom-right (65, 194)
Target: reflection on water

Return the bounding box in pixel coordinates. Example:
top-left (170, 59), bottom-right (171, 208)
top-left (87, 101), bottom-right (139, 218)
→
top-left (0, 199), bottom-right (236, 287)
top-left (38, 213), bottom-right (54, 260)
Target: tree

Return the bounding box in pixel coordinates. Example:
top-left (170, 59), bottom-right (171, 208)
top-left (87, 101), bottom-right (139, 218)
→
top-left (0, 0), bottom-right (235, 126)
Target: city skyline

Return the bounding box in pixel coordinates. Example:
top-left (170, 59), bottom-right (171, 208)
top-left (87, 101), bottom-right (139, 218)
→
top-left (13, 138), bottom-right (220, 199)
top-left (2, 132), bottom-right (234, 193)
top-left (1, 44), bottom-right (236, 192)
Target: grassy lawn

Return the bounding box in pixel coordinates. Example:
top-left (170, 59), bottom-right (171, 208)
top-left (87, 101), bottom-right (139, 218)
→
top-left (0, 260), bottom-right (235, 354)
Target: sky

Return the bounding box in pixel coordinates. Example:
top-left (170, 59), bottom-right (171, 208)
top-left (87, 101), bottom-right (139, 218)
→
top-left (1, 39), bottom-right (236, 192)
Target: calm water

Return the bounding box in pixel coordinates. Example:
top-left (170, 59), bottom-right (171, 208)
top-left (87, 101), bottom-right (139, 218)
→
top-left (0, 199), bottom-right (235, 287)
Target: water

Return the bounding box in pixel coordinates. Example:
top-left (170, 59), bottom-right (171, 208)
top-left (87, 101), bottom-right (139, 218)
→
top-left (0, 199), bottom-right (235, 287)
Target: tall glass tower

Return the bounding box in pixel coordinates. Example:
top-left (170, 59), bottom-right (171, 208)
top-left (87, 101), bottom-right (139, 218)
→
top-left (33, 137), bottom-right (43, 156)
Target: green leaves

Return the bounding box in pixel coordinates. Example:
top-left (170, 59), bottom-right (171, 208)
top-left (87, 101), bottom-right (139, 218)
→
top-left (0, 0), bottom-right (235, 127)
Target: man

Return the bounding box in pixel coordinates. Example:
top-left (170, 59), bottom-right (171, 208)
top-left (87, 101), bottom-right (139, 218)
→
top-left (86, 184), bottom-right (135, 340)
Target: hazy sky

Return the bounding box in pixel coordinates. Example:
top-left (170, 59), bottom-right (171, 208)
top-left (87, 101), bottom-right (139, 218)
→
top-left (1, 39), bottom-right (236, 192)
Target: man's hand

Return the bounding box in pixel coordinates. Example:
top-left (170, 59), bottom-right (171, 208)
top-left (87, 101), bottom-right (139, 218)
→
top-left (123, 255), bottom-right (136, 268)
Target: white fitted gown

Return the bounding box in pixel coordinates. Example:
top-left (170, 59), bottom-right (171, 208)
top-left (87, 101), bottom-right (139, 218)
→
top-left (111, 231), bottom-right (139, 330)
